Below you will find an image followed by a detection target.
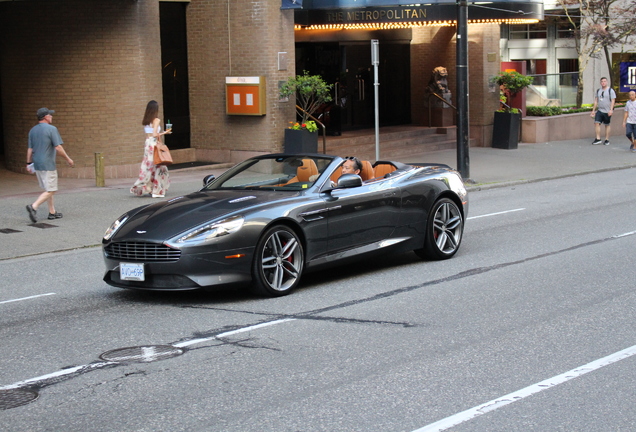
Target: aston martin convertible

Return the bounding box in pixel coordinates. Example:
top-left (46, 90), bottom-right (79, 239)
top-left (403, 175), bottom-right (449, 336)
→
top-left (102, 153), bottom-right (468, 296)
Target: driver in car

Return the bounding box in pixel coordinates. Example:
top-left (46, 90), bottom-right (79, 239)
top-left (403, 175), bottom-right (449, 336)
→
top-left (341, 156), bottom-right (362, 176)
top-left (311, 156), bottom-right (364, 185)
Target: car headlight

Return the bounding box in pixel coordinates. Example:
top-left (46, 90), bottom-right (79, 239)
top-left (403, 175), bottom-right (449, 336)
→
top-left (103, 214), bottom-right (129, 241)
top-left (170, 215), bottom-right (245, 246)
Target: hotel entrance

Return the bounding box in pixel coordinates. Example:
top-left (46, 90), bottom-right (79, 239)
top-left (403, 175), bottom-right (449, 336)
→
top-left (295, 39), bottom-right (411, 134)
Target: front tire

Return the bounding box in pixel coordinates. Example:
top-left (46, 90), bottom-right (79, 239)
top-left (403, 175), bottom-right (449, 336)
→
top-left (251, 225), bottom-right (304, 297)
top-left (415, 198), bottom-right (463, 260)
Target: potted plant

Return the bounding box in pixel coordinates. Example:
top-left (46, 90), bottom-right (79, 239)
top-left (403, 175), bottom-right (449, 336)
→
top-left (279, 71), bottom-right (332, 153)
top-left (490, 71), bottom-right (533, 149)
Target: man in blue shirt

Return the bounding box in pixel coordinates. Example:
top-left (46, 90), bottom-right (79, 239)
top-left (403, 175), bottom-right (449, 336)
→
top-left (25, 108), bottom-right (74, 222)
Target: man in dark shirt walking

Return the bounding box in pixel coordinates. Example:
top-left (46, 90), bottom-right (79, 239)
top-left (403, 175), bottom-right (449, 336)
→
top-left (25, 107), bottom-right (74, 222)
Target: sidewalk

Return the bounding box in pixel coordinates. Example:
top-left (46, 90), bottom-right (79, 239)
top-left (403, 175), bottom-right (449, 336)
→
top-left (1, 137), bottom-right (635, 260)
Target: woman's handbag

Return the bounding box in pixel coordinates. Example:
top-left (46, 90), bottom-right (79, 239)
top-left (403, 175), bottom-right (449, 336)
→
top-left (153, 142), bottom-right (173, 166)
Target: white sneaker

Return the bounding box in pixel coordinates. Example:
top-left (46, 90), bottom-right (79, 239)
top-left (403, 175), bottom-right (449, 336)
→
top-left (152, 194), bottom-right (165, 198)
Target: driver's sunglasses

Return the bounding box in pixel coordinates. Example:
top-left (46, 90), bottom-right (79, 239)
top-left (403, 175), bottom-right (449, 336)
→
top-left (343, 156), bottom-right (362, 170)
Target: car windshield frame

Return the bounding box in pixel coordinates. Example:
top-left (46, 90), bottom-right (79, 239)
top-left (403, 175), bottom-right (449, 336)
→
top-left (202, 154), bottom-right (338, 192)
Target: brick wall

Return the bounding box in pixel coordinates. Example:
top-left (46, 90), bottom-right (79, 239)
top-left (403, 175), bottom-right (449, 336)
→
top-left (411, 23), bottom-right (500, 146)
top-left (411, 26), bottom-right (457, 126)
top-left (466, 23), bottom-right (502, 147)
top-left (0, 0), bottom-right (163, 178)
top-left (0, 0), bottom-right (502, 176)
top-left (187, 0), bottom-right (296, 164)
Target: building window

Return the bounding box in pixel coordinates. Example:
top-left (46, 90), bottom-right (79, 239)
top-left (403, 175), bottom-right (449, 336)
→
top-left (512, 59), bottom-right (547, 75)
top-left (555, 15), bottom-right (578, 39)
top-left (558, 59), bottom-right (578, 74)
top-left (509, 21), bottom-right (547, 39)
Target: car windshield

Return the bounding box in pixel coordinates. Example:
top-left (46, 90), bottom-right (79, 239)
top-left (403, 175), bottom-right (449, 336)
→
top-left (204, 155), bottom-right (334, 191)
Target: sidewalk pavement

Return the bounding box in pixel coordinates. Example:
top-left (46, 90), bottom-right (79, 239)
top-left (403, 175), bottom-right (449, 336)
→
top-left (1, 137), bottom-right (635, 260)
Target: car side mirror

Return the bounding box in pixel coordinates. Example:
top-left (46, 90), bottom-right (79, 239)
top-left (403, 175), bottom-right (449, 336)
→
top-left (203, 174), bottom-right (215, 187)
top-left (336, 174), bottom-right (363, 188)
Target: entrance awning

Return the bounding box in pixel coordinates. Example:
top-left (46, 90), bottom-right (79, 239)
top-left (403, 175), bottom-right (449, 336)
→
top-left (293, 0), bottom-right (544, 27)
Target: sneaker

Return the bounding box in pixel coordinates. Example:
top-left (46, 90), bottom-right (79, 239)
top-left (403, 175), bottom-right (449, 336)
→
top-left (47, 212), bottom-right (63, 220)
top-left (592, 139), bottom-right (602, 145)
top-left (603, 140), bottom-right (610, 146)
top-left (26, 204), bottom-right (37, 223)
top-left (632, 148), bottom-right (636, 153)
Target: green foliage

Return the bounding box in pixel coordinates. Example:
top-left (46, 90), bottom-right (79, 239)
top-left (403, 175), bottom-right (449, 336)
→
top-left (492, 71), bottom-right (533, 113)
top-left (496, 107), bottom-right (520, 114)
top-left (279, 71), bottom-right (333, 124)
top-left (491, 71), bottom-right (534, 95)
top-left (526, 102), bottom-right (625, 116)
top-left (527, 106), bottom-right (563, 116)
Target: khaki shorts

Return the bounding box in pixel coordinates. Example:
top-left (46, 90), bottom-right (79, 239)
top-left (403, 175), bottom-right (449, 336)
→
top-left (36, 170), bottom-right (59, 192)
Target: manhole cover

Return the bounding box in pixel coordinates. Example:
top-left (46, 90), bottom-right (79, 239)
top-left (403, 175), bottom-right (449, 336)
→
top-left (30, 223), bottom-right (57, 229)
top-left (0, 228), bottom-right (22, 234)
top-left (99, 345), bottom-right (184, 363)
top-left (0, 389), bottom-right (39, 410)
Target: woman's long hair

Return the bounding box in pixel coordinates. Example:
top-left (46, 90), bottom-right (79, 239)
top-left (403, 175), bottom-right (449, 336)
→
top-left (142, 100), bottom-right (159, 126)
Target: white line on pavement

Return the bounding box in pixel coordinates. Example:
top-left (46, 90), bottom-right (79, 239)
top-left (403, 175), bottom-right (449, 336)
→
top-left (412, 344), bottom-right (636, 432)
top-left (172, 318), bottom-right (296, 348)
top-left (0, 292), bottom-right (56, 305)
top-left (0, 318), bottom-right (296, 391)
top-left (467, 208), bottom-right (525, 220)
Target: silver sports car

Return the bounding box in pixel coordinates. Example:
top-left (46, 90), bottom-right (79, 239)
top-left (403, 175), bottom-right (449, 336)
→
top-left (102, 153), bottom-right (468, 296)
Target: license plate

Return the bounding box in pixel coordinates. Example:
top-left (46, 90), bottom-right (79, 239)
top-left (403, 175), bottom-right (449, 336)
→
top-left (120, 263), bottom-right (145, 281)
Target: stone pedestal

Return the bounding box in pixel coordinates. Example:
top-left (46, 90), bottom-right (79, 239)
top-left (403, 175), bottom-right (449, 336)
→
top-left (427, 107), bottom-right (455, 127)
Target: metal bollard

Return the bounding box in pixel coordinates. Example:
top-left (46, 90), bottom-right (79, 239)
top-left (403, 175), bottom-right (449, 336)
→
top-left (95, 152), bottom-right (105, 187)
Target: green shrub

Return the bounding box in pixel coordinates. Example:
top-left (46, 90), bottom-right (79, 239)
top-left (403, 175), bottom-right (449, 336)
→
top-left (527, 106), bottom-right (562, 116)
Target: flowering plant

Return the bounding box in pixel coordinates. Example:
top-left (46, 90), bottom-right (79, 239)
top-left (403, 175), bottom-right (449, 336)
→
top-left (288, 120), bottom-right (318, 133)
top-left (491, 71), bottom-right (533, 113)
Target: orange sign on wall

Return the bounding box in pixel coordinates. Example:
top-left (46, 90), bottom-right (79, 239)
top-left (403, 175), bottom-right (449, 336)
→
top-left (226, 76), bottom-right (266, 116)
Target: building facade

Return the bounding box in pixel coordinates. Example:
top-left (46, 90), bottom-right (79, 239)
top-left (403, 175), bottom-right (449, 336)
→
top-left (0, 0), bottom-right (542, 178)
top-left (499, 0), bottom-right (636, 106)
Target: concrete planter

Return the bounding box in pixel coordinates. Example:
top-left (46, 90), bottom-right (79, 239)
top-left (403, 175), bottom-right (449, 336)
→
top-left (284, 129), bottom-right (318, 154)
top-left (521, 107), bottom-right (625, 143)
top-left (492, 112), bottom-right (520, 149)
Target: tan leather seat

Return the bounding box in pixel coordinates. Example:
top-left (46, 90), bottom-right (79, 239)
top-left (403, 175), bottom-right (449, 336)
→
top-left (287, 158), bottom-right (319, 183)
top-left (359, 160), bottom-right (374, 181)
top-left (374, 163), bottom-right (397, 178)
top-left (330, 169), bottom-right (340, 184)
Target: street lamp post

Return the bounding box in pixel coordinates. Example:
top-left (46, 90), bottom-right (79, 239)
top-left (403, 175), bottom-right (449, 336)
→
top-left (456, 0), bottom-right (470, 180)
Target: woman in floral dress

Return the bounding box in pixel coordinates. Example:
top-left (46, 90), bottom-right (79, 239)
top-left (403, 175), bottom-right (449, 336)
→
top-left (130, 100), bottom-right (171, 198)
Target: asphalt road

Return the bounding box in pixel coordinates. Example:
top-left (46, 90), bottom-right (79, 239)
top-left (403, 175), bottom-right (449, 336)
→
top-left (1, 169), bottom-right (636, 431)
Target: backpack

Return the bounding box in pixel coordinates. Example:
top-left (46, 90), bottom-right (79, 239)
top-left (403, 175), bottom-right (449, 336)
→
top-left (596, 88), bottom-right (616, 100)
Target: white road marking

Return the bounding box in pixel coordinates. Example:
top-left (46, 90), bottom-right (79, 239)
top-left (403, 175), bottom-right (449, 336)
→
top-left (612, 230), bottom-right (636, 238)
top-left (0, 318), bottom-right (296, 391)
top-left (0, 363), bottom-right (114, 391)
top-left (412, 344), bottom-right (636, 432)
top-left (172, 318), bottom-right (296, 348)
top-left (467, 208), bottom-right (525, 220)
top-left (0, 292), bottom-right (56, 305)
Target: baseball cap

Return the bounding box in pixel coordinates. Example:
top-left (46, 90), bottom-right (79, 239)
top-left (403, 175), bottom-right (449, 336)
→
top-left (37, 107), bottom-right (55, 119)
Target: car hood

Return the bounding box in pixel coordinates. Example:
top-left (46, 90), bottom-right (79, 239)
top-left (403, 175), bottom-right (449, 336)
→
top-left (112, 190), bottom-right (300, 241)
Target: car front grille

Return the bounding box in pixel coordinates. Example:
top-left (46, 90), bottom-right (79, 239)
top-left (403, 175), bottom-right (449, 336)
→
top-left (104, 242), bottom-right (181, 262)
